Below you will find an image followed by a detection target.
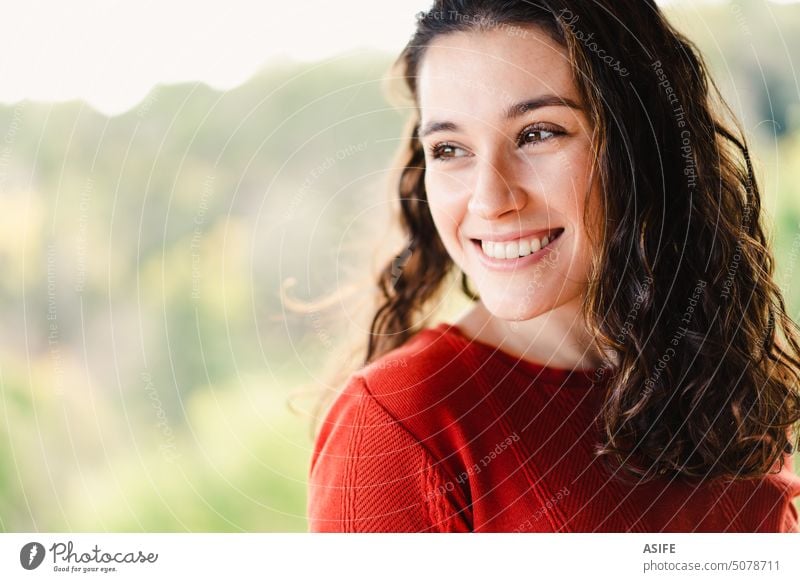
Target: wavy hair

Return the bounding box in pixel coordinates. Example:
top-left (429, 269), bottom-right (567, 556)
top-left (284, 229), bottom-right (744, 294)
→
top-left (307, 0), bottom-right (800, 483)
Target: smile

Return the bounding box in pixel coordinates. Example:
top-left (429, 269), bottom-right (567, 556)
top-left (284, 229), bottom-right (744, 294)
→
top-left (469, 227), bottom-right (564, 271)
top-left (473, 227), bottom-right (564, 259)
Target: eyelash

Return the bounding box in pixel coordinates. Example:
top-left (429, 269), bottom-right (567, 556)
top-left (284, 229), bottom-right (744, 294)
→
top-left (426, 123), bottom-right (564, 162)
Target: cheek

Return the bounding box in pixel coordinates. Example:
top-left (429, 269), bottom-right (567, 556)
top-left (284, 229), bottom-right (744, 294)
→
top-left (522, 152), bottom-right (588, 221)
top-left (425, 172), bottom-right (474, 271)
top-left (562, 145), bottom-right (604, 249)
top-left (524, 150), bottom-right (589, 218)
top-left (532, 148), bottom-right (600, 271)
top-left (425, 171), bottom-right (467, 238)
top-left (565, 167), bottom-right (603, 273)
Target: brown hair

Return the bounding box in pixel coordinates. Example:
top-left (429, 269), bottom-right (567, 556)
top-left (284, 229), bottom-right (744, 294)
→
top-left (301, 0), bottom-right (800, 484)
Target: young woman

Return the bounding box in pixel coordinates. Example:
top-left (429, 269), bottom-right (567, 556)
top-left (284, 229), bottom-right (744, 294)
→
top-left (306, 0), bottom-right (800, 532)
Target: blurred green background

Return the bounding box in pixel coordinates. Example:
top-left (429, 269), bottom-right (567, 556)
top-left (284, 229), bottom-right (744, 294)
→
top-left (1, 2), bottom-right (799, 531)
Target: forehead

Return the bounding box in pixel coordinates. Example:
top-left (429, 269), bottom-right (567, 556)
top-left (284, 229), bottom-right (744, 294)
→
top-left (417, 26), bottom-right (575, 121)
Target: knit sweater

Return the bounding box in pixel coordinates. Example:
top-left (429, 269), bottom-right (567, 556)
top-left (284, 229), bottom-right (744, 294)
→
top-left (306, 322), bottom-right (800, 532)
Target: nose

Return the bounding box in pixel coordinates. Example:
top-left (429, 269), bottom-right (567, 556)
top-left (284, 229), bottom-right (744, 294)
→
top-left (467, 150), bottom-right (528, 219)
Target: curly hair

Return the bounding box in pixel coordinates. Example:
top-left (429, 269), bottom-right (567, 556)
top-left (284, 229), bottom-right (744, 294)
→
top-left (307, 0), bottom-right (800, 484)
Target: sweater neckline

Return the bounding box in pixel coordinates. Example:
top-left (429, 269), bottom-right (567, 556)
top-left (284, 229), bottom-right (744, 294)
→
top-left (432, 321), bottom-right (608, 388)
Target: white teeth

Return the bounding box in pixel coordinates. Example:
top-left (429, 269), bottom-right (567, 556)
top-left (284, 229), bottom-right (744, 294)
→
top-left (504, 241), bottom-right (519, 259)
top-left (478, 231), bottom-right (559, 260)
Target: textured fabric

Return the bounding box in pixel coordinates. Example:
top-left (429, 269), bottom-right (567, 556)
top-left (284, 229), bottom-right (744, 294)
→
top-left (306, 322), bottom-right (800, 532)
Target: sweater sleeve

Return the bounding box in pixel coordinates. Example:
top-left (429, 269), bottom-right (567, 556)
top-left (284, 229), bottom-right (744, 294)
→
top-left (306, 374), bottom-right (471, 532)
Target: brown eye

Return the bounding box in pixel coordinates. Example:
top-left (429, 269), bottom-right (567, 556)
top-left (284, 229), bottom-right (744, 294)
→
top-left (517, 124), bottom-right (563, 147)
top-left (521, 129), bottom-right (554, 143)
top-left (429, 143), bottom-right (468, 162)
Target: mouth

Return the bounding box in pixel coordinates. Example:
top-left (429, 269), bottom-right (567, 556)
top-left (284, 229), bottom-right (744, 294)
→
top-left (470, 227), bottom-right (565, 261)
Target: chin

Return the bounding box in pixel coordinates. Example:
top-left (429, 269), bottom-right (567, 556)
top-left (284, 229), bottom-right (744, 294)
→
top-left (478, 291), bottom-right (551, 323)
top-left (476, 277), bottom-right (583, 322)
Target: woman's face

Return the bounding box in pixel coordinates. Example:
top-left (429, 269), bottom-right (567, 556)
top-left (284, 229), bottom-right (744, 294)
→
top-left (417, 25), bottom-right (603, 322)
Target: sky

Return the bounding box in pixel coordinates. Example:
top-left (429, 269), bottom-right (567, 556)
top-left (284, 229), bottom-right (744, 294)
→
top-left (0, 0), bottom-right (797, 116)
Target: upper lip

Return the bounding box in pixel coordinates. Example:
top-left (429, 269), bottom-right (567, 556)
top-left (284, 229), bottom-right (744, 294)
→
top-left (469, 227), bottom-right (564, 243)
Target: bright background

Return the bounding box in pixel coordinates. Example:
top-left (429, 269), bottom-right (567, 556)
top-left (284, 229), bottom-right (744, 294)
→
top-left (1, 0), bottom-right (799, 531)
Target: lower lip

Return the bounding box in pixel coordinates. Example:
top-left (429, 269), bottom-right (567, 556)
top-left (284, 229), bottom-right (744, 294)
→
top-left (470, 230), bottom-right (565, 273)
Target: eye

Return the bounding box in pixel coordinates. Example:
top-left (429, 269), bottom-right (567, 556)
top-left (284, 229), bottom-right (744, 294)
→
top-left (427, 142), bottom-right (469, 163)
top-left (517, 124), bottom-right (563, 147)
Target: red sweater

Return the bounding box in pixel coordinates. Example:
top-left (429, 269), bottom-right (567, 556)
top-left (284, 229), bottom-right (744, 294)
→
top-left (307, 322), bottom-right (800, 532)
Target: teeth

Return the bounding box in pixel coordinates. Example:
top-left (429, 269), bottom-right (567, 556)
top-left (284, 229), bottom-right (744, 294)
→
top-left (504, 241), bottom-right (518, 259)
top-left (479, 230), bottom-right (560, 260)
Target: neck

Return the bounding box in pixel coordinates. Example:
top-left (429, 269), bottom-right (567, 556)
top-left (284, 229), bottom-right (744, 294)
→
top-left (456, 298), bottom-right (608, 372)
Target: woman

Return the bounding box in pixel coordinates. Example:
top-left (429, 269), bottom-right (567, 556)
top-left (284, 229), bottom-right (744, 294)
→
top-left (305, 0), bottom-right (800, 532)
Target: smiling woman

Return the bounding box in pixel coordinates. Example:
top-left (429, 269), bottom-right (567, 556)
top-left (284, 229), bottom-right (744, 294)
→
top-left (306, 0), bottom-right (800, 533)
top-left (416, 24), bottom-right (603, 343)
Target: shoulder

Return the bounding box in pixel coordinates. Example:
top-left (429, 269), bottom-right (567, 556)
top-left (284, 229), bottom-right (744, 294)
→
top-left (757, 455), bottom-right (800, 532)
top-left (362, 324), bottom-right (465, 380)
top-left (307, 371), bottom-right (471, 532)
top-left (729, 454), bottom-right (800, 532)
top-left (356, 323), bottom-right (481, 431)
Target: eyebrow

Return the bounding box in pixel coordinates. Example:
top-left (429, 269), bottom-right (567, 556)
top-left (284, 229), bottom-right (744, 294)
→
top-left (418, 94), bottom-right (581, 140)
